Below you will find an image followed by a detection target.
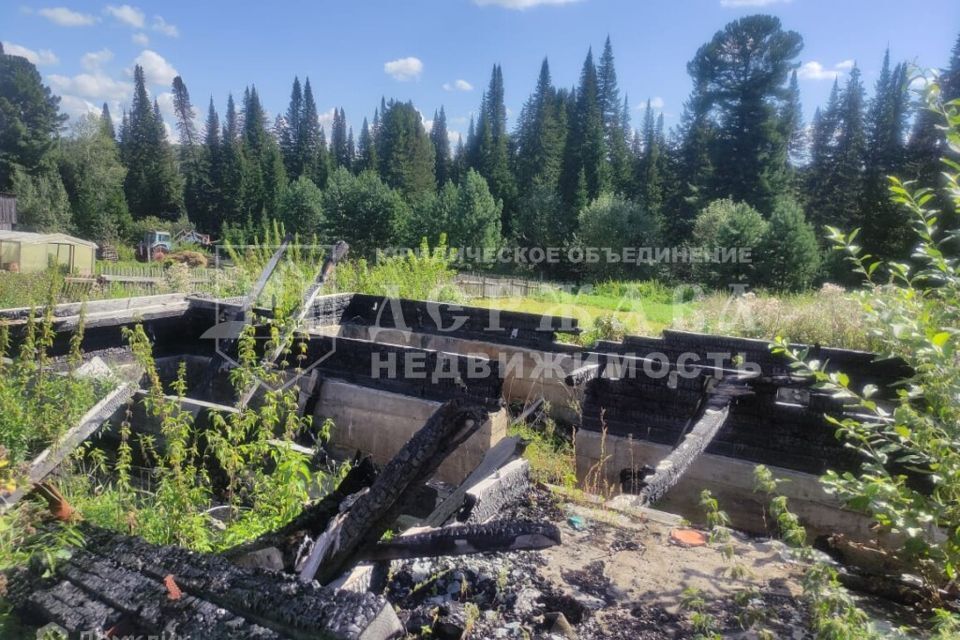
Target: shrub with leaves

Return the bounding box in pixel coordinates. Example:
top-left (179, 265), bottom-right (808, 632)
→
top-left (774, 84), bottom-right (960, 608)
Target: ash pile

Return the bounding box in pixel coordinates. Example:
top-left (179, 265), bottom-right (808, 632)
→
top-left (6, 399), bottom-right (564, 640)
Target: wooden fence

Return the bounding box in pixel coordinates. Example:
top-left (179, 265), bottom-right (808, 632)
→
top-left (455, 273), bottom-right (570, 299)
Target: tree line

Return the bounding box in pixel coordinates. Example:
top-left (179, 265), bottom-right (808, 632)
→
top-left (1, 16), bottom-right (958, 288)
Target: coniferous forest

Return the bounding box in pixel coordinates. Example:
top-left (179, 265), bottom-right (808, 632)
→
top-left (2, 15), bottom-right (959, 289)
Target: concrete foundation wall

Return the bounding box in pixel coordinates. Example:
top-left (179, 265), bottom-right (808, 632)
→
top-left (576, 430), bottom-right (877, 542)
top-left (316, 379), bottom-right (508, 484)
top-left (323, 324), bottom-right (582, 423)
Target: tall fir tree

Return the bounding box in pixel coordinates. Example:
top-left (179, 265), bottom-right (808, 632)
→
top-left (597, 37), bottom-right (631, 192)
top-left (562, 48), bottom-right (607, 209)
top-left (377, 99), bottom-right (436, 201)
top-left (121, 64), bottom-right (183, 219)
top-left (356, 117), bottom-right (377, 173)
top-left (474, 65), bottom-right (516, 232)
top-left (514, 59), bottom-right (567, 195)
top-left (100, 103), bottom-right (116, 141)
top-left (861, 51), bottom-right (910, 259)
top-left (301, 78), bottom-right (328, 188)
top-left (430, 106), bottom-right (451, 186)
top-left (171, 75), bottom-right (208, 229)
top-left (331, 107), bottom-right (351, 169)
top-left (219, 93), bottom-right (244, 226)
top-left (279, 76), bottom-right (303, 177)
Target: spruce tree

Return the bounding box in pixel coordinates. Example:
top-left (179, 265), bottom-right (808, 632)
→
top-left (356, 117), bottom-right (377, 173)
top-left (172, 75), bottom-right (208, 229)
top-left (514, 59), bottom-right (566, 195)
top-left (474, 65), bottom-right (515, 232)
top-left (431, 106), bottom-right (451, 186)
top-left (279, 77), bottom-right (303, 177)
top-left (219, 93), bottom-right (244, 226)
top-left (597, 37), bottom-right (631, 192)
top-left (561, 49), bottom-right (606, 210)
top-left (331, 107), bottom-right (350, 169)
top-left (121, 65), bottom-right (183, 219)
top-left (100, 103), bottom-right (116, 141)
top-left (301, 78), bottom-right (328, 188)
top-left (862, 51), bottom-right (910, 259)
top-left (377, 100), bottom-right (436, 200)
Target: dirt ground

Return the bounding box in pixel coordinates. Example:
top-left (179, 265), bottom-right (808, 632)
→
top-left (386, 485), bottom-right (814, 639)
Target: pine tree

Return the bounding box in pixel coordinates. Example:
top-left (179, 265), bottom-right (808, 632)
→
top-left (0, 45), bottom-right (66, 189)
top-left (635, 99), bottom-right (664, 215)
top-left (430, 106), bottom-right (451, 186)
top-left (239, 86), bottom-right (286, 225)
top-left (686, 15), bottom-right (803, 212)
top-left (198, 98), bottom-right (222, 233)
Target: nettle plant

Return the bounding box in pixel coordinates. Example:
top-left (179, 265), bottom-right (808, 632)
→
top-left (775, 86), bottom-right (960, 599)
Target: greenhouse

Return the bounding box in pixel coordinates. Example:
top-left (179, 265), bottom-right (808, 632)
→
top-left (0, 231), bottom-right (98, 276)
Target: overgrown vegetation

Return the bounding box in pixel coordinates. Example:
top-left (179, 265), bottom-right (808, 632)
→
top-left (770, 81), bottom-right (960, 632)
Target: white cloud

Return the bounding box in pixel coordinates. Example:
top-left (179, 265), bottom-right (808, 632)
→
top-left (719, 0), bottom-right (791, 6)
top-left (3, 42), bottom-right (59, 65)
top-left (48, 72), bottom-right (129, 102)
top-left (797, 60), bottom-right (855, 81)
top-left (133, 50), bottom-right (178, 86)
top-left (155, 91), bottom-right (176, 119)
top-left (473, 0), bottom-right (583, 9)
top-left (81, 48), bottom-right (113, 71)
top-left (650, 96), bottom-right (665, 110)
top-left (151, 15), bottom-right (179, 37)
top-left (384, 57), bottom-right (423, 82)
top-left (318, 108), bottom-right (336, 130)
top-left (105, 4), bottom-right (145, 28)
top-left (132, 32), bottom-right (150, 46)
top-left (58, 94), bottom-right (102, 121)
top-left (443, 79), bottom-right (474, 92)
top-left (37, 7), bottom-right (97, 26)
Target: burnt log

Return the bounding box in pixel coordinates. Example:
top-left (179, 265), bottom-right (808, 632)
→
top-left (301, 399), bottom-right (489, 585)
top-left (222, 456), bottom-right (378, 572)
top-left (11, 526), bottom-right (403, 639)
top-left (635, 375), bottom-right (752, 505)
top-left (361, 520), bottom-right (561, 561)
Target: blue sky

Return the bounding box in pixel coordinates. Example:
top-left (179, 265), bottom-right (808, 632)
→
top-left (4, 0), bottom-right (958, 145)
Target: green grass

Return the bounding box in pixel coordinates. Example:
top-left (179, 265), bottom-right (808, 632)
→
top-left (471, 290), bottom-right (694, 338)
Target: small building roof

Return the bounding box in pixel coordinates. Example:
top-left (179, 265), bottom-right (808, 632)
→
top-left (0, 230), bottom-right (98, 249)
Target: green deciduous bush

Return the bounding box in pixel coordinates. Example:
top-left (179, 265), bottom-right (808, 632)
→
top-left (576, 193), bottom-right (661, 281)
top-left (776, 84), bottom-right (960, 613)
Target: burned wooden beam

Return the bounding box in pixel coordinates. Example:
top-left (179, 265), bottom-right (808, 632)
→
top-left (222, 456), bottom-right (378, 572)
top-left (195, 237), bottom-right (293, 399)
top-left (634, 375), bottom-right (754, 505)
top-left (424, 436), bottom-right (525, 527)
top-left (0, 381), bottom-right (138, 515)
top-left (11, 526), bottom-right (404, 640)
top-left (300, 399), bottom-right (488, 585)
top-left (236, 241), bottom-right (349, 410)
top-left (360, 520), bottom-right (560, 562)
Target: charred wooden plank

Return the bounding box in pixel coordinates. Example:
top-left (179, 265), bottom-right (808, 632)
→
top-left (302, 399), bottom-right (489, 584)
top-left (424, 436), bottom-right (524, 527)
top-left (222, 456), bottom-right (378, 572)
top-left (361, 520), bottom-right (561, 561)
top-left (635, 376), bottom-right (751, 505)
top-left (72, 527), bottom-right (403, 640)
top-left (0, 382), bottom-right (138, 515)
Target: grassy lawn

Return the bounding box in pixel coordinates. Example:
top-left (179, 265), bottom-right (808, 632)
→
top-left (469, 291), bottom-right (695, 337)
